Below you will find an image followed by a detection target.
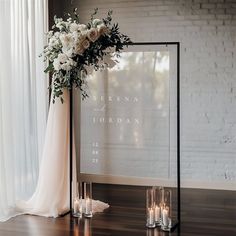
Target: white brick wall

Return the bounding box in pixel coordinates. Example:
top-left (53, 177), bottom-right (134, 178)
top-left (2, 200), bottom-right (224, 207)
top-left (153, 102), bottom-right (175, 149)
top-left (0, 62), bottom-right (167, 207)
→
top-left (62, 0), bottom-right (236, 190)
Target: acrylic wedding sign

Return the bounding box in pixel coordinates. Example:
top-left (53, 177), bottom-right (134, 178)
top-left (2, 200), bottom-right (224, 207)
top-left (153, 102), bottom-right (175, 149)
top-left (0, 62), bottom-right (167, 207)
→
top-left (79, 43), bottom-right (178, 187)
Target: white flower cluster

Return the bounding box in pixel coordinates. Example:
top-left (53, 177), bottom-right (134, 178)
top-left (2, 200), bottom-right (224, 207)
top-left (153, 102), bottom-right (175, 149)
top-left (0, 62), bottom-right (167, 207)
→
top-left (41, 10), bottom-right (131, 102)
top-left (44, 17), bottom-right (109, 72)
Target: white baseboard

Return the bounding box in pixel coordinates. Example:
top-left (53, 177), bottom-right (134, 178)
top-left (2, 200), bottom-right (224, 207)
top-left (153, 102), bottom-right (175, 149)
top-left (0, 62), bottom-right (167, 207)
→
top-left (80, 174), bottom-right (236, 191)
top-left (181, 180), bottom-right (236, 191)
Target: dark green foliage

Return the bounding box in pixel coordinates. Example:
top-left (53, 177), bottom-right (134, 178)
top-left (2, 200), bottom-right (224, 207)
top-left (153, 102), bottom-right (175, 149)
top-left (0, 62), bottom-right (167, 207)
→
top-left (43, 9), bottom-right (132, 103)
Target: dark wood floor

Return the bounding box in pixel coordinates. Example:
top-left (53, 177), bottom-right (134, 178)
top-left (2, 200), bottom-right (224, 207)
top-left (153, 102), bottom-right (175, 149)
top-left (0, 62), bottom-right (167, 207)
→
top-left (0, 184), bottom-right (235, 236)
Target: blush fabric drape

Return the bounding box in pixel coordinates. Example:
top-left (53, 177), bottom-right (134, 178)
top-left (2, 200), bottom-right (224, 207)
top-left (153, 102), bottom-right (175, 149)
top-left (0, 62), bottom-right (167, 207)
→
top-left (17, 90), bottom-right (70, 217)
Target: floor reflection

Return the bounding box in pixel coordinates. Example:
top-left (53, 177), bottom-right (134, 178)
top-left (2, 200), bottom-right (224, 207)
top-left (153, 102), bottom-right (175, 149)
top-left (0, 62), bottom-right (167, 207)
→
top-left (72, 217), bottom-right (92, 236)
top-left (84, 219), bottom-right (92, 236)
top-left (146, 227), bottom-right (180, 236)
top-left (72, 217), bottom-right (81, 236)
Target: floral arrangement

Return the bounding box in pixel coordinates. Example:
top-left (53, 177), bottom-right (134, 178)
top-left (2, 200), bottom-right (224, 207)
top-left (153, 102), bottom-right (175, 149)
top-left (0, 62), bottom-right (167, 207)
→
top-left (42, 8), bottom-right (131, 102)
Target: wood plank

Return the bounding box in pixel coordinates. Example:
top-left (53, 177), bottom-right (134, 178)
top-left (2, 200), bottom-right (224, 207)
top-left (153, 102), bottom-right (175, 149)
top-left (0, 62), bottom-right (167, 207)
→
top-left (0, 184), bottom-right (235, 236)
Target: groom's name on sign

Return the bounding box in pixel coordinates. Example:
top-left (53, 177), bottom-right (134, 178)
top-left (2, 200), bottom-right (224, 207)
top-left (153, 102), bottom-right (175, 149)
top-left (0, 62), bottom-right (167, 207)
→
top-left (92, 117), bottom-right (140, 125)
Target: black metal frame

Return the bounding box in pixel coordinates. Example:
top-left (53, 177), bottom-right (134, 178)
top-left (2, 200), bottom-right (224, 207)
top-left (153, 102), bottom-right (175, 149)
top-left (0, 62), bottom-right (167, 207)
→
top-left (69, 42), bottom-right (181, 225)
top-left (70, 87), bottom-right (73, 210)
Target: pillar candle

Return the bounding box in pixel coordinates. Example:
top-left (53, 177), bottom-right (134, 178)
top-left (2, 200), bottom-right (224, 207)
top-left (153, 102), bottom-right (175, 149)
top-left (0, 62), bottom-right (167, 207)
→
top-left (74, 199), bottom-right (80, 213)
top-left (148, 208), bottom-right (154, 225)
top-left (154, 205), bottom-right (160, 221)
top-left (85, 198), bottom-right (91, 214)
top-left (162, 208), bottom-right (169, 227)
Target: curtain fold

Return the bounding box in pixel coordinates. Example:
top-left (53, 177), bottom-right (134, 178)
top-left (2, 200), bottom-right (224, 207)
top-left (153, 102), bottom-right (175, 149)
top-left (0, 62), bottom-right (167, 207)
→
top-left (0, 0), bottom-right (48, 222)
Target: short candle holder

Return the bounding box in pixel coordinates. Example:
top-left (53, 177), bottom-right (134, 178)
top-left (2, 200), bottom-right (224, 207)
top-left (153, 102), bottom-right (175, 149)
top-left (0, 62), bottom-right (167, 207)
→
top-left (72, 196), bottom-right (82, 217)
top-left (72, 181), bottom-right (82, 218)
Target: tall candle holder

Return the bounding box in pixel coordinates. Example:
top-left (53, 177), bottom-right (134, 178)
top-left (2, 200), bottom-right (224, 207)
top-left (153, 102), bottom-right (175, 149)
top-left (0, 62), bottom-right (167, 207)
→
top-left (161, 189), bottom-right (172, 231)
top-left (83, 182), bottom-right (93, 218)
top-left (153, 187), bottom-right (164, 226)
top-left (72, 182), bottom-right (82, 218)
top-left (146, 188), bottom-right (155, 228)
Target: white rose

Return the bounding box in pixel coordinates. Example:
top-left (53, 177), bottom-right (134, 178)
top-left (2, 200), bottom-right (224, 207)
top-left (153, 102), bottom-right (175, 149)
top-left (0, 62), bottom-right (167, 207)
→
top-left (87, 28), bottom-right (98, 42)
top-left (59, 34), bottom-right (66, 44)
top-left (78, 24), bottom-right (87, 31)
top-left (70, 22), bottom-right (79, 32)
top-left (54, 32), bottom-right (60, 38)
top-left (61, 63), bottom-right (71, 71)
top-left (82, 39), bottom-right (90, 49)
top-left (97, 24), bottom-right (109, 35)
top-left (61, 58), bottom-right (75, 71)
top-left (62, 47), bottom-right (73, 58)
top-left (48, 36), bottom-right (59, 47)
top-left (72, 31), bottom-right (79, 40)
top-left (92, 18), bottom-right (103, 26)
top-left (53, 58), bottom-right (61, 71)
top-left (60, 33), bottom-right (74, 50)
top-left (57, 53), bottom-right (68, 63)
top-left (75, 43), bottom-right (85, 55)
top-left (79, 31), bottom-right (87, 41)
top-left (69, 58), bottom-right (76, 67)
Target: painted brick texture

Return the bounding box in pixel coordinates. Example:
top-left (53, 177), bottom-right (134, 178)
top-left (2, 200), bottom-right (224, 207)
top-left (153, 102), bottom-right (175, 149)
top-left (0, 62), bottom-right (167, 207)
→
top-left (62, 0), bottom-right (236, 190)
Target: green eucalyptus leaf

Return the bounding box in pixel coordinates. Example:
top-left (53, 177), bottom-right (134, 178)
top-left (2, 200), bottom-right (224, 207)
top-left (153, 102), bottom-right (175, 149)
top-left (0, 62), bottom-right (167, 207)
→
top-left (44, 63), bottom-right (53, 73)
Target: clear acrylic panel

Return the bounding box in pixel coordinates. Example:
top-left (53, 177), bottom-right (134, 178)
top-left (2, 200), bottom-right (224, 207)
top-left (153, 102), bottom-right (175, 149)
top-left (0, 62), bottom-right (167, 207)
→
top-left (79, 44), bottom-right (178, 188)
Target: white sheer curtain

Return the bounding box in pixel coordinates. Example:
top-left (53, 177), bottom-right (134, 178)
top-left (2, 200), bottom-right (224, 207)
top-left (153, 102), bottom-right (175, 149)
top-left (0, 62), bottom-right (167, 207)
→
top-left (0, 0), bottom-right (48, 221)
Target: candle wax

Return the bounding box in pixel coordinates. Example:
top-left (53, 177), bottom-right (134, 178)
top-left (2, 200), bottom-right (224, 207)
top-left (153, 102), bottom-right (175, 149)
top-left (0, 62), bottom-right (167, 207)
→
top-left (148, 208), bottom-right (154, 225)
top-left (85, 198), bottom-right (91, 214)
top-left (74, 199), bottom-right (80, 213)
top-left (154, 205), bottom-right (160, 221)
top-left (162, 208), bottom-right (169, 227)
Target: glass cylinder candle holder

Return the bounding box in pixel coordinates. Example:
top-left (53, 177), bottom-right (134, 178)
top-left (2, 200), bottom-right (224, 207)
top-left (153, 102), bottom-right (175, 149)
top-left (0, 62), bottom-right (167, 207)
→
top-left (72, 196), bottom-right (82, 217)
top-left (72, 182), bottom-right (82, 217)
top-left (161, 189), bottom-right (172, 231)
top-left (153, 187), bottom-right (164, 226)
top-left (146, 188), bottom-right (155, 228)
top-left (84, 182), bottom-right (93, 218)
